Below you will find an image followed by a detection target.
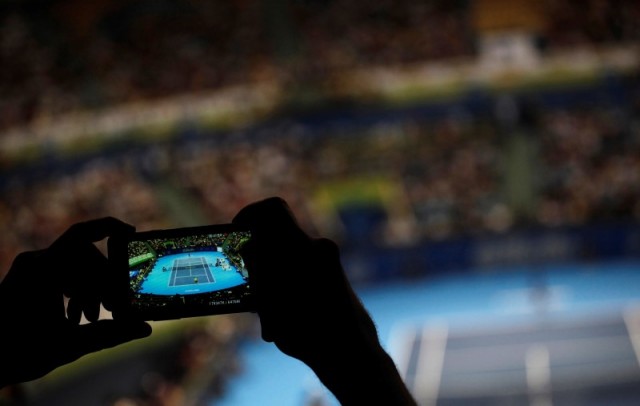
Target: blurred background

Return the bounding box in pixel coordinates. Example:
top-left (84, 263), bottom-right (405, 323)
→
top-left (1, 0), bottom-right (639, 405)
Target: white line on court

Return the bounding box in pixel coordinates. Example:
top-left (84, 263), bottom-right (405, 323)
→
top-left (417, 322), bottom-right (448, 406)
top-left (168, 260), bottom-right (178, 287)
top-left (388, 323), bottom-right (419, 384)
top-left (525, 344), bottom-right (552, 406)
top-left (623, 304), bottom-right (640, 369)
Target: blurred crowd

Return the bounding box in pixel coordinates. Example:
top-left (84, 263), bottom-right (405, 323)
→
top-left (537, 104), bottom-right (640, 226)
top-left (109, 314), bottom-right (255, 406)
top-left (544, 0), bottom-right (640, 50)
top-left (0, 0), bottom-right (269, 132)
top-left (2, 0), bottom-right (640, 133)
top-left (3, 86), bottom-right (639, 276)
top-left (168, 92), bottom-right (640, 245)
top-left (0, 160), bottom-right (169, 275)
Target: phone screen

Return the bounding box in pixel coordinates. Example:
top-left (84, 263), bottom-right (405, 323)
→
top-left (110, 224), bottom-right (253, 320)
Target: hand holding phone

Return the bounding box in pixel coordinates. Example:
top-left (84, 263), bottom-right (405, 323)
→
top-left (232, 197), bottom-right (417, 405)
top-left (108, 224), bottom-right (253, 321)
top-left (0, 217), bottom-right (151, 388)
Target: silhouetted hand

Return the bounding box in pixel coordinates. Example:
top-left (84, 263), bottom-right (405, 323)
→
top-left (0, 217), bottom-right (152, 388)
top-left (233, 197), bottom-right (416, 405)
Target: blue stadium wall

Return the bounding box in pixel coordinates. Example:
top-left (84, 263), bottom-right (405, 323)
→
top-left (342, 222), bottom-right (640, 284)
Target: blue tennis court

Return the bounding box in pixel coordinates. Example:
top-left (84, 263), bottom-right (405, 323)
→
top-left (139, 252), bottom-right (246, 296)
top-left (217, 260), bottom-right (640, 406)
top-left (169, 256), bottom-right (215, 286)
top-left (395, 312), bottom-right (640, 405)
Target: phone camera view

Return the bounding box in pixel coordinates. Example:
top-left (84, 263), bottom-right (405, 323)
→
top-left (126, 228), bottom-right (252, 319)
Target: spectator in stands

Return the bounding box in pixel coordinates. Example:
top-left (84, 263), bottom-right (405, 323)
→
top-left (0, 198), bottom-right (417, 405)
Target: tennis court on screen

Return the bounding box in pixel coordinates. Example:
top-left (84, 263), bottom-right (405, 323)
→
top-left (139, 252), bottom-right (246, 296)
top-left (169, 256), bottom-right (215, 287)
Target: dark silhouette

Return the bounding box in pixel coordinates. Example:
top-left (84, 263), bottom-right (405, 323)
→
top-left (0, 217), bottom-right (152, 388)
top-left (233, 197), bottom-right (417, 405)
top-left (0, 198), bottom-right (416, 405)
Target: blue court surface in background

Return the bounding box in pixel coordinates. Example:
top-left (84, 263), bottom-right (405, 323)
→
top-left (216, 260), bottom-right (640, 406)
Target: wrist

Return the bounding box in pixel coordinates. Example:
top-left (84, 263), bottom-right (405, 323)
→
top-left (307, 340), bottom-right (416, 406)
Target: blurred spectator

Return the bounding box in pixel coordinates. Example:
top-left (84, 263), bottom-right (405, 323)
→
top-left (0, 0), bottom-right (270, 132)
top-left (537, 105), bottom-right (640, 226)
top-left (544, 0), bottom-right (640, 50)
top-left (2, 0), bottom-right (639, 134)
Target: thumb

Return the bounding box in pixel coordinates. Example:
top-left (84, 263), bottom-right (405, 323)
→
top-left (59, 320), bottom-right (152, 365)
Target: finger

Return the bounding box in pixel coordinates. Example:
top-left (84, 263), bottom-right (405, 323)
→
top-left (68, 295), bottom-right (104, 325)
top-left (61, 243), bottom-right (110, 323)
top-left (232, 197), bottom-right (309, 243)
top-left (62, 242), bottom-right (109, 298)
top-left (54, 241), bottom-right (112, 324)
top-left (234, 197), bottom-right (311, 290)
top-left (233, 198), bottom-right (316, 344)
top-left (83, 296), bottom-right (101, 322)
top-left (236, 238), bottom-right (279, 342)
top-left (68, 297), bottom-right (101, 324)
top-left (58, 320), bottom-right (152, 365)
top-left (66, 297), bottom-right (82, 324)
top-left (78, 320), bottom-right (152, 350)
top-left (55, 217), bottom-right (135, 246)
top-left (47, 217), bottom-right (134, 275)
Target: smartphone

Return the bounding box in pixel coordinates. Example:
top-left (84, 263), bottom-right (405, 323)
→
top-left (108, 223), bottom-right (254, 321)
